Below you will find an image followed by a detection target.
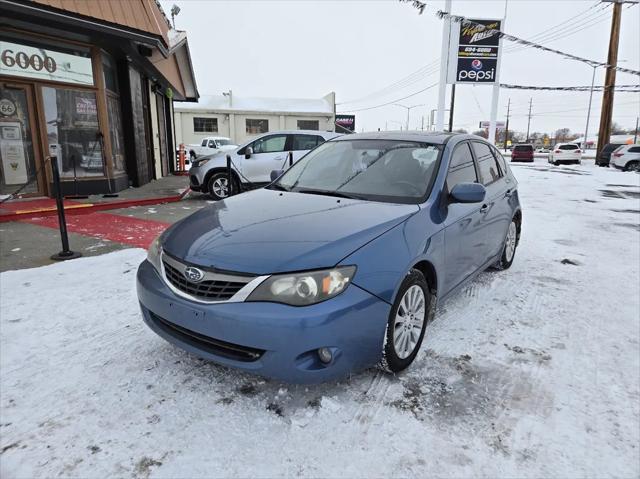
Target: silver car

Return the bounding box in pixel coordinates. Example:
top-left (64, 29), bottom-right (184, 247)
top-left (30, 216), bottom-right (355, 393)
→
top-left (189, 130), bottom-right (341, 200)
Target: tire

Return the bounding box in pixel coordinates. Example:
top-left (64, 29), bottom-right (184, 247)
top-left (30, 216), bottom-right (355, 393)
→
top-left (380, 269), bottom-right (432, 374)
top-left (494, 217), bottom-right (519, 270)
top-left (625, 161), bottom-right (640, 172)
top-left (554, 160), bottom-right (560, 166)
top-left (207, 171), bottom-right (237, 201)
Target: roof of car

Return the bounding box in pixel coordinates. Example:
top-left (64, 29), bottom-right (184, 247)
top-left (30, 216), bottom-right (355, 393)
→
top-left (331, 131), bottom-right (461, 145)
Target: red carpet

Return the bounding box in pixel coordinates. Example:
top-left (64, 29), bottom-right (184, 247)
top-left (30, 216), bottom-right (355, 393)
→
top-left (23, 212), bottom-right (171, 249)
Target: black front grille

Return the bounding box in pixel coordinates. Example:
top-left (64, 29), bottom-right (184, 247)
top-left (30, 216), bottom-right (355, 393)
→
top-left (150, 312), bottom-right (264, 362)
top-left (163, 260), bottom-right (247, 301)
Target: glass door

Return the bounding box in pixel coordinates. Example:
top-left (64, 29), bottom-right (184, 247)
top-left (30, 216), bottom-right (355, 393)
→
top-left (0, 82), bottom-right (42, 196)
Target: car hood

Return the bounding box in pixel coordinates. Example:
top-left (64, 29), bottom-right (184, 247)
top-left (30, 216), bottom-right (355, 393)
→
top-left (162, 188), bottom-right (419, 275)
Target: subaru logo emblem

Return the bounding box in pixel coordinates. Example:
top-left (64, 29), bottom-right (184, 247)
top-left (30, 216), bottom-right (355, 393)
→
top-left (184, 266), bottom-right (205, 282)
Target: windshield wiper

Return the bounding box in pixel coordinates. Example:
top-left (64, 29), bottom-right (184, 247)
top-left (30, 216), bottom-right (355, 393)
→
top-left (295, 188), bottom-right (365, 200)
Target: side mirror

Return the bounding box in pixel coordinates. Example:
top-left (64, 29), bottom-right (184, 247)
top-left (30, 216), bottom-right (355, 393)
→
top-left (450, 182), bottom-right (486, 203)
top-left (270, 169), bottom-right (284, 182)
top-left (245, 146), bottom-right (253, 159)
top-left (210, 144), bottom-right (217, 149)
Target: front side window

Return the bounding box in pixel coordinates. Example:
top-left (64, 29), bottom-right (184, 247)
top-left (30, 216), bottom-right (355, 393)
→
top-left (246, 119), bottom-right (268, 134)
top-left (201, 139), bottom-right (207, 147)
top-left (447, 143), bottom-right (477, 189)
top-left (297, 120), bottom-right (319, 131)
top-left (252, 135), bottom-right (286, 154)
top-left (292, 134), bottom-right (323, 151)
top-left (274, 139), bottom-right (441, 204)
top-left (208, 139), bottom-right (217, 148)
top-left (193, 117), bottom-right (217, 133)
top-left (473, 141), bottom-right (502, 185)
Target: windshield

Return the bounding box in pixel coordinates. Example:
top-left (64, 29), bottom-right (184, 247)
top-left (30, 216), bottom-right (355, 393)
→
top-left (272, 139), bottom-right (441, 204)
top-left (216, 139), bottom-right (233, 146)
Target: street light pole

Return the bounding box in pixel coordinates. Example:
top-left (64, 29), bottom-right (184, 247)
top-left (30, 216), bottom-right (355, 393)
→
top-left (583, 65), bottom-right (598, 150)
top-left (394, 104), bottom-right (425, 131)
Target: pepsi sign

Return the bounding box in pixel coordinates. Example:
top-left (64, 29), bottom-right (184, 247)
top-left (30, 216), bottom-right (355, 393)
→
top-left (447, 18), bottom-right (502, 84)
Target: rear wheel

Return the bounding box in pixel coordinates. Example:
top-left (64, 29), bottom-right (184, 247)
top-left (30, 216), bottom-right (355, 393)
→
top-left (625, 161), bottom-right (640, 172)
top-left (494, 218), bottom-right (518, 270)
top-left (380, 270), bottom-right (431, 374)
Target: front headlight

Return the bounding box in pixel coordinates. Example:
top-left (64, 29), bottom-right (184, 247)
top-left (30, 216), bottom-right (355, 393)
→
top-left (194, 158), bottom-right (209, 168)
top-left (247, 266), bottom-right (356, 306)
top-left (147, 235), bottom-right (163, 272)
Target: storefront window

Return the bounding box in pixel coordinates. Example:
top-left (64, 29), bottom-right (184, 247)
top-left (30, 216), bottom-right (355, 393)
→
top-left (42, 86), bottom-right (104, 178)
top-left (0, 85), bottom-right (38, 195)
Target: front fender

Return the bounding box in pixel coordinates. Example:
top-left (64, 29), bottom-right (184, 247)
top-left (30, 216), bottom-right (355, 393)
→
top-left (339, 206), bottom-right (445, 305)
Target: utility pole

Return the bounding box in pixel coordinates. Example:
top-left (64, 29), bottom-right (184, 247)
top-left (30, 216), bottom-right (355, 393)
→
top-left (583, 65), bottom-right (598, 150)
top-left (596, 0), bottom-right (624, 157)
top-left (525, 98), bottom-right (533, 143)
top-left (634, 116), bottom-right (639, 144)
top-left (436, 0), bottom-right (452, 131)
top-left (504, 98), bottom-right (511, 152)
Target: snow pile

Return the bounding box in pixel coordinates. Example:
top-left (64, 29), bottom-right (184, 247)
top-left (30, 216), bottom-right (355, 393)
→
top-left (1, 163), bottom-right (639, 478)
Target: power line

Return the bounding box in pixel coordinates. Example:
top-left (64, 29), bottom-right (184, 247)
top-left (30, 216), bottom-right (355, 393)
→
top-left (338, 82), bottom-right (439, 112)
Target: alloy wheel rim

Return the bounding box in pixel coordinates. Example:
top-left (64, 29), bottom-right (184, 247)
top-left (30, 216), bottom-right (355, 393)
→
top-left (393, 285), bottom-right (426, 359)
top-left (629, 163), bottom-right (640, 172)
top-left (505, 221), bottom-right (517, 262)
top-left (213, 177), bottom-right (229, 197)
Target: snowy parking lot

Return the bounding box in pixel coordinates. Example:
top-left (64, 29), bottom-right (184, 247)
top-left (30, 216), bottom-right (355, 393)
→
top-left (1, 161), bottom-right (639, 478)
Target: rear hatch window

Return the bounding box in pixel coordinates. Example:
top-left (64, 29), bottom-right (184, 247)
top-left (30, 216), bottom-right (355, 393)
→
top-left (513, 145), bottom-right (533, 151)
top-left (558, 144), bottom-right (579, 150)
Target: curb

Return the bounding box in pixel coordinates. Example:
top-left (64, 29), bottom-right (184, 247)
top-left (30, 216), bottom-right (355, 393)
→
top-left (0, 189), bottom-right (191, 223)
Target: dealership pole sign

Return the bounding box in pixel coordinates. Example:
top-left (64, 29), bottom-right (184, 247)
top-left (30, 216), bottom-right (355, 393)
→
top-left (447, 19), bottom-right (502, 84)
top-left (335, 114), bottom-right (355, 133)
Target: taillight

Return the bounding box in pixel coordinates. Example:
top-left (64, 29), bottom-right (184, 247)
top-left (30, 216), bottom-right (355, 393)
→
top-left (554, 150), bottom-right (561, 153)
top-left (613, 152), bottom-right (623, 157)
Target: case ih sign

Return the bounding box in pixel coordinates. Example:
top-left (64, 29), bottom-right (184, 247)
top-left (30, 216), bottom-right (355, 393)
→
top-left (448, 19), bottom-right (502, 84)
top-left (335, 114), bottom-right (355, 133)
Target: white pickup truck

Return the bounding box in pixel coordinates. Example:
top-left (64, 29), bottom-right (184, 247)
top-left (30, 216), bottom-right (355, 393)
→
top-left (187, 137), bottom-right (237, 160)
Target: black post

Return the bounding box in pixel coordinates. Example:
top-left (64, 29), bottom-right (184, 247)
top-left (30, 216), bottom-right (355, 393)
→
top-left (448, 84), bottom-right (456, 133)
top-left (50, 156), bottom-right (81, 261)
top-left (226, 154), bottom-right (234, 196)
top-left (288, 151), bottom-right (293, 168)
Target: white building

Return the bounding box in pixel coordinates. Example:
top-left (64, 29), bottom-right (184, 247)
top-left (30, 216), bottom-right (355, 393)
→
top-left (174, 92), bottom-right (336, 146)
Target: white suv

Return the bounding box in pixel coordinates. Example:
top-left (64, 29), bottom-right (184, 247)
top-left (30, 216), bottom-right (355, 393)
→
top-left (189, 130), bottom-right (341, 200)
top-left (548, 143), bottom-right (582, 165)
top-left (611, 144), bottom-right (640, 172)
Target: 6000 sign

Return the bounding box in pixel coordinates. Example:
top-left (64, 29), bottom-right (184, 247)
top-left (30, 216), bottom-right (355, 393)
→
top-left (1, 49), bottom-right (57, 73)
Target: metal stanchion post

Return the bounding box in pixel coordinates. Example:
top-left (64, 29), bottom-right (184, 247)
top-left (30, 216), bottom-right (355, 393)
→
top-left (49, 156), bottom-right (82, 261)
top-left (226, 154), bottom-right (234, 196)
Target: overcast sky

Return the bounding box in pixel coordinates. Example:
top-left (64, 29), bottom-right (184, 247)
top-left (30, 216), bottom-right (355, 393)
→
top-left (161, 0), bottom-right (640, 136)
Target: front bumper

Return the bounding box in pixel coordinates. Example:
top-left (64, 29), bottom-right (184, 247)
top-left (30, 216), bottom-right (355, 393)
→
top-left (137, 260), bottom-right (391, 384)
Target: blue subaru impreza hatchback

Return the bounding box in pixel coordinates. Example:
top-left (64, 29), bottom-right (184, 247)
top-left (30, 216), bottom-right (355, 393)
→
top-left (137, 132), bottom-right (521, 383)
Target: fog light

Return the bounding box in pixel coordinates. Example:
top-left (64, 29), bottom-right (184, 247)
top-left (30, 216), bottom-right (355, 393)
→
top-left (317, 347), bottom-right (333, 364)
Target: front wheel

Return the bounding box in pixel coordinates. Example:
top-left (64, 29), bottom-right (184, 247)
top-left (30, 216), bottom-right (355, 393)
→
top-left (380, 270), bottom-right (431, 374)
top-left (207, 172), bottom-right (237, 201)
top-left (494, 218), bottom-right (519, 270)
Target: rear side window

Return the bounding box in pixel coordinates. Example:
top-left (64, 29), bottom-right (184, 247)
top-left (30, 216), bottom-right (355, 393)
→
top-left (490, 145), bottom-right (508, 174)
top-left (559, 144), bottom-right (579, 150)
top-left (292, 134), bottom-right (324, 151)
top-left (447, 143), bottom-right (477, 189)
top-left (628, 146), bottom-right (640, 153)
top-left (473, 142), bottom-right (502, 186)
top-left (208, 140), bottom-right (216, 148)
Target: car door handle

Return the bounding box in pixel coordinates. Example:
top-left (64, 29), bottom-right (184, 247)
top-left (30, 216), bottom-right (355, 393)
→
top-left (479, 204), bottom-right (489, 213)
top-left (504, 189), bottom-right (512, 198)
top-left (273, 156), bottom-right (284, 161)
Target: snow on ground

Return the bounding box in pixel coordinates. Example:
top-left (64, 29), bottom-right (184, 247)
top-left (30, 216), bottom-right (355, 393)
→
top-left (1, 162), bottom-right (639, 478)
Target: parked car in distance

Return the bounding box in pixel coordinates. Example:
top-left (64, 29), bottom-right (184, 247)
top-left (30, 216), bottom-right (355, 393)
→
top-left (548, 143), bottom-right (582, 165)
top-left (596, 143), bottom-right (625, 167)
top-left (610, 144), bottom-right (640, 171)
top-left (536, 147), bottom-right (550, 154)
top-left (187, 137), bottom-right (237, 160)
top-left (137, 131), bottom-right (522, 383)
top-left (511, 144), bottom-right (534, 162)
top-left (189, 130), bottom-right (341, 200)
